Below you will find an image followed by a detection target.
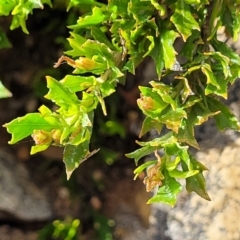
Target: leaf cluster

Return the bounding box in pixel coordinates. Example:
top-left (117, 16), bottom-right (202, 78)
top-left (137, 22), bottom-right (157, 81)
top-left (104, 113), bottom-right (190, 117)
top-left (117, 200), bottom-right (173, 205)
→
top-left (3, 0), bottom-right (240, 205)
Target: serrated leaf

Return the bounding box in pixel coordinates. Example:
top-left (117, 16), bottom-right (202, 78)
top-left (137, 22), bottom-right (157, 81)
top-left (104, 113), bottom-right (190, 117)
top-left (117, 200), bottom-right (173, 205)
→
top-left (207, 0), bottom-right (224, 41)
top-left (182, 156), bottom-right (210, 200)
top-left (205, 74), bottom-right (228, 99)
top-left (162, 142), bottom-right (193, 171)
top-left (80, 39), bottom-right (114, 62)
top-left (170, 0), bottom-right (200, 41)
top-left (150, 81), bottom-right (177, 109)
top-left (159, 107), bottom-right (187, 133)
top-left (65, 32), bottom-right (87, 57)
top-left (137, 87), bottom-right (169, 117)
top-left (125, 145), bottom-right (158, 165)
top-left (128, 0), bottom-right (155, 23)
top-left (180, 30), bottom-right (201, 61)
top-left (67, 0), bottom-right (102, 11)
top-left (185, 172), bottom-right (211, 200)
top-left (45, 76), bottom-right (80, 106)
top-left (204, 51), bottom-right (230, 79)
top-left (3, 113), bottom-right (56, 144)
top-left (63, 143), bottom-right (97, 180)
top-left (175, 76), bottom-right (194, 103)
top-left (176, 119), bottom-right (199, 149)
top-left (147, 171), bottom-right (182, 206)
top-left (139, 117), bottom-right (163, 138)
top-left (183, 95), bottom-right (202, 109)
top-left (69, 7), bottom-right (108, 29)
top-left (60, 75), bottom-right (96, 93)
top-left (161, 29), bottom-right (179, 69)
top-left (165, 156), bottom-right (181, 171)
top-left (201, 63), bottom-right (219, 89)
top-left (211, 39), bottom-right (240, 65)
top-left (150, 36), bottom-right (164, 78)
top-left (149, 0), bottom-right (166, 16)
top-left (31, 143), bottom-right (51, 154)
top-left (91, 27), bottom-right (115, 50)
top-left (0, 1), bottom-right (15, 15)
top-left (190, 102), bottom-right (220, 126)
top-left (108, 0), bottom-right (129, 17)
top-left (207, 97), bottom-right (240, 131)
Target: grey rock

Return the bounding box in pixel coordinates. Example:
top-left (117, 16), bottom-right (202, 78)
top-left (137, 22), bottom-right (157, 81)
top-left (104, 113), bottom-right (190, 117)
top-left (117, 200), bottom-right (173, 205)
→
top-left (0, 150), bottom-right (52, 221)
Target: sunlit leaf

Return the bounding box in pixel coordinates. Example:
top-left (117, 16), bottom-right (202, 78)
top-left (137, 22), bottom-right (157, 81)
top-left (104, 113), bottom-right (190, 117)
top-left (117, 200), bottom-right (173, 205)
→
top-left (133, 160), bottom-right (157, 180)
top-left (170, 0), bottom-right (200, 41)
top-left (69, 7), bottom-right (108, 29)
top-left (45, 76), bottom-right (80, 106)
top-left (3, 113), bottom-right (57, 144)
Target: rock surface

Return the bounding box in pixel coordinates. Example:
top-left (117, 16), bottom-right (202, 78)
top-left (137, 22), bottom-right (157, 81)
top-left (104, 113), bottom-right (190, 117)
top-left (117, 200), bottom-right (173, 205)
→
top-left (0, 149), bottom-right (52, 221)
top-left (150, 136), bottom-right (240, 240)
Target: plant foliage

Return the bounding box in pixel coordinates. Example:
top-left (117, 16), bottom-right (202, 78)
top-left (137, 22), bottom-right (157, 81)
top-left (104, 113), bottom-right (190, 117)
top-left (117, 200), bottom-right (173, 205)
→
top-left (2, 0), bottom-right (240, 205)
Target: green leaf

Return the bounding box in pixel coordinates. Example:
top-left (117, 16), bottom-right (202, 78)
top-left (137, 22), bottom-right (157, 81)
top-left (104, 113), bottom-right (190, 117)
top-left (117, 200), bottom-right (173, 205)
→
top-left (126, 133), bottom-right (176, 165)
top-left (207, 97), bottom-right (240, 131)
top-left (165, 156), bottom-right (181, 171)
top-left (150, 36), bottom-right (164, 78)
top-left (91, 27), bottom-right (115, 50)
top-left (201, 63), bottom-right (219, 89)
top-left (182, 157), bottom-right (210, 200)
top-left (150, 81), bottom-right (176, 110)
top-left (65, 32), bottom-right (87, 57)
top-left (180, 30), bottom-right (201, 61)
top-left (126, 145), bottom-right (158, 165)
top-left (45, 76), bottom-right (80, 106)
top-left (0, 1), bottom-right (16, 15)
top-left (176, 119), bottom-right (199, 149)
top-left (170, 0), bottom-right (200, 41)
top-left (133, 160), bottom-right (157, 180)
top-left (31, 143), bottom-right (51, 154)
top-left (60, 75), bottom-right (96, 93)
top-left (69, 7), bottom-right (108, 29)
top-left (204, 72), bottom-right (228, 98)
top-left (204, 51), bottom-right (230, 78)
top-left (159, 107), bottom-right (187, 133)
top-left (137, 86), bottom-right (169, 117)
top-left (108, 0), bottom-right (129, 17)
top-left (147, 171), bottom-right (182, 206)
top-left (63, 143), bottom-right (89, 180)
top-left (139, 117), bottom-right (163, 138)
top-left (211, 39), bottom-right (240, 66)
top-left (185, 172), bottom-right (211, 201)
top-left (128, 0), bottom-right (155, 23)
top-left (190, 102), bottom-right (220, 126)
top-left (168, 169), bottom-right (199, 179)
top-left (0, 81), bottom-right (12, 98)
top-left (149, 0), bottom-right (166, 16)
top-left (161, 29), bottom-right (179, 70)
top-left (3, 113), bottom-right (56, 144)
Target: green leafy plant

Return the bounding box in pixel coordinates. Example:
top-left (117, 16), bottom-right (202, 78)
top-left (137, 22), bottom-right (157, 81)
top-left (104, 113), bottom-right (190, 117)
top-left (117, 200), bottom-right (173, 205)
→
top-left (2, 0), bottom-right (240, 206)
